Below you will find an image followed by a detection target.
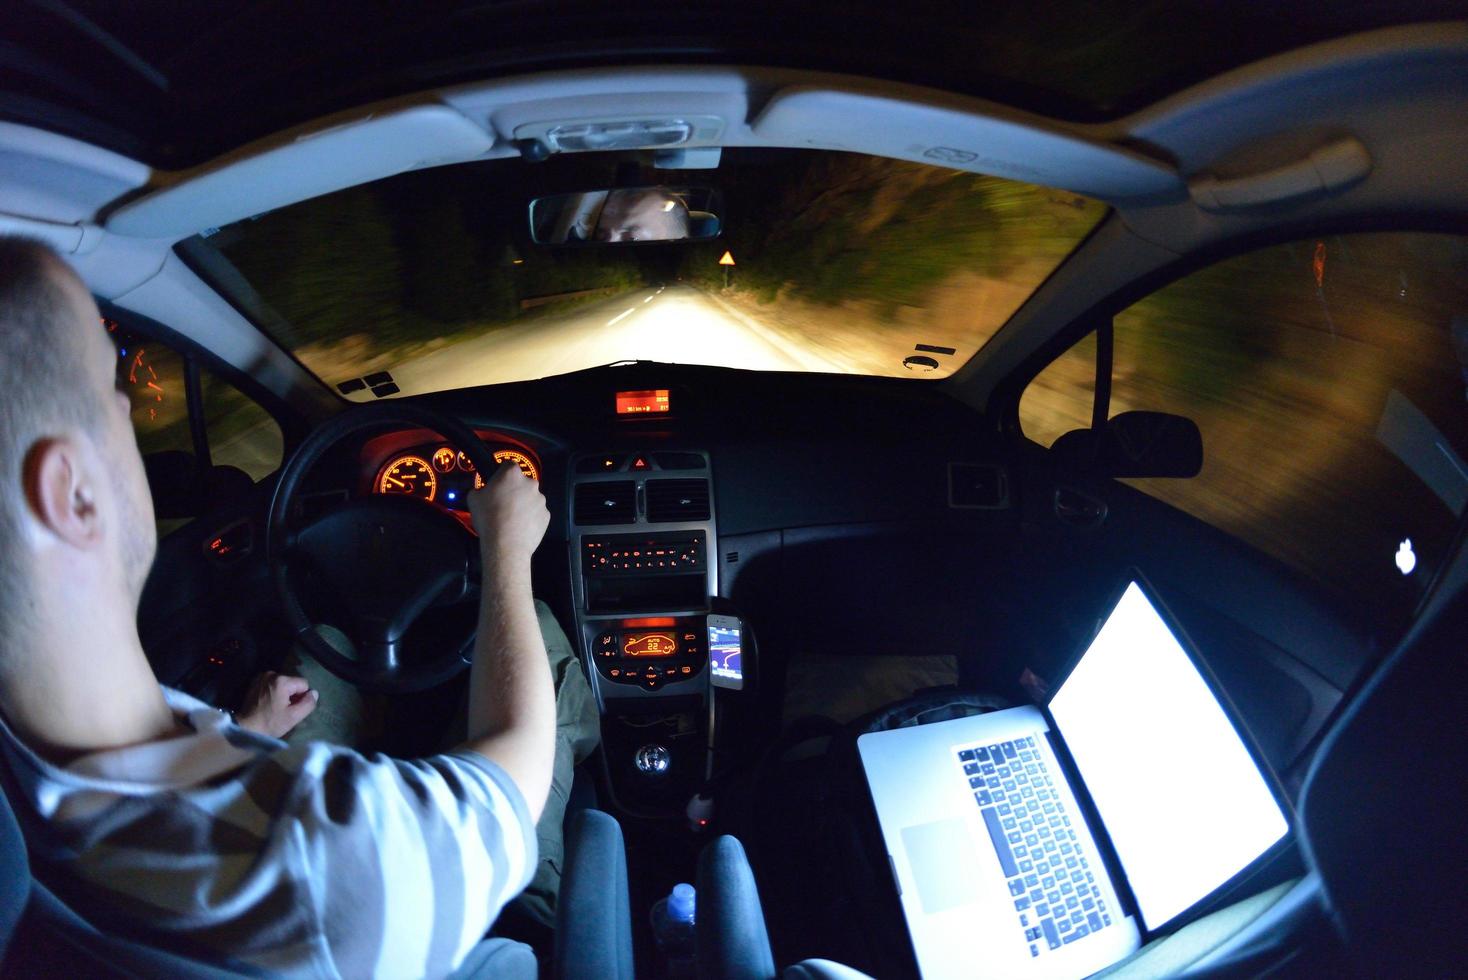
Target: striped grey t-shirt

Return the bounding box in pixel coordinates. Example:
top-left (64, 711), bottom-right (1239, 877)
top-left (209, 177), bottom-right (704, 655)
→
top-left (0, 686), bottom-right (536, 978)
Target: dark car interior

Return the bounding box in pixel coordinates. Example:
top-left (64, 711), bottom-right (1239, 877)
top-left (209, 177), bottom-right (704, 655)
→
top-left (3, 3), bottom-right (1468, 979)
top-left (25, 312), bottom-right (1453, 977)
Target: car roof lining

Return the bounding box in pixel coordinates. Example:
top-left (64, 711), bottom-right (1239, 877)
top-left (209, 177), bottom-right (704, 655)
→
top-left (7, 2), bottom-right (1465, 168)
top-left (102, 66), bottom-right (1183, 242)
top-left (1, 25), bottom-right (1465, 419)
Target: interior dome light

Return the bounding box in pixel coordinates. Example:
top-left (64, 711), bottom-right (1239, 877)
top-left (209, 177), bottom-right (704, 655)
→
top-left (546, 119), bottom-right (693, 152)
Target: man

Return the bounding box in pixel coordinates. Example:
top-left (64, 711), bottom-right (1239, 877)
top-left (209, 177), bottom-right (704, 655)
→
top-left (0, 237), bottom-right (583, 976)
top-left (544, 187), bottom-right (691, 244)
top-left (592, 187), bottom-right (691, 242)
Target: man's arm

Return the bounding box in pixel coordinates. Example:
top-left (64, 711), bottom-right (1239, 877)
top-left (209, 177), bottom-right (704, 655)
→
top-left (460, 462), bottom-right (556, 822)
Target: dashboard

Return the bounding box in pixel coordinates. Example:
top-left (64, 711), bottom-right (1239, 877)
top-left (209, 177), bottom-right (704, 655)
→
top-left (362, 430), bottom-right (541, 511)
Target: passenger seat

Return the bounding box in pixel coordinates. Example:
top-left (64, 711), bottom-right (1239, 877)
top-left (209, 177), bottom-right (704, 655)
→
top-left (694, 832), bottom-right (1321, 980)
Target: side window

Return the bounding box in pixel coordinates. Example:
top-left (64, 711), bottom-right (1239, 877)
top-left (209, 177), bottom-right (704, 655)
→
top-left (1017, 331), bottom-right (1095, 449)
top-left (1020, 232), bottom-right (1468, 611)
top-left (112, 329), bottom-right (193, 458)
top-left (109, 318), bottom-right (284, 525)
top-left (201, 372), bottom-right (284, 482)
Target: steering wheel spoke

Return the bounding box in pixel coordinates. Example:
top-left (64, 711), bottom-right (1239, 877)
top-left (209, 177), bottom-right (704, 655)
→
top-left (353, 618), bottom-right (402, 681)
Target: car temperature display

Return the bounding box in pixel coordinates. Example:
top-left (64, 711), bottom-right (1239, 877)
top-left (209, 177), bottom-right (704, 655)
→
top-left (623, 632), bottom-right (679, 657)
top-left (377, 455), bottom-right (437, 500)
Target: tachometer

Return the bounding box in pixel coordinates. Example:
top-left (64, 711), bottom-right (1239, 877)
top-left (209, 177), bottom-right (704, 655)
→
top-left (377, 455), bottom-right (437, 501)
top-left (458, 448), bottom-right (540, 489)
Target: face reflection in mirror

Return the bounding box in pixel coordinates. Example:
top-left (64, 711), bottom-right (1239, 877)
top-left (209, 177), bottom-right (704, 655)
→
top-left (593, 188), bottom-right (690, 242)
top-left (532, 186), bottom-right (712, 244)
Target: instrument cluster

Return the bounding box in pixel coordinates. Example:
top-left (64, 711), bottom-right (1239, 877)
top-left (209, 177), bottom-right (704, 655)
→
top-left (374, 443), bottom-right (539, 509)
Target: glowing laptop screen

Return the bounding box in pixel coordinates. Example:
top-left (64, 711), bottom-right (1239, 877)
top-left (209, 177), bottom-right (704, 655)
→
top-left (1048, 582), bottom-right (1289, 929)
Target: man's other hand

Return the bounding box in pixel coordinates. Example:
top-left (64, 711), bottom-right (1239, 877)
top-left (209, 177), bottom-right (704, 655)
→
top-left (468, 461), bottom-right (549, 567)
top-left (236, 672), bottom-right (318, 738)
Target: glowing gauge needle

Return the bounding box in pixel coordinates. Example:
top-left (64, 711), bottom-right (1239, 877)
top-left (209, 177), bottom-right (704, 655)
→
top-left (377, 456), bottom-right (436, 500)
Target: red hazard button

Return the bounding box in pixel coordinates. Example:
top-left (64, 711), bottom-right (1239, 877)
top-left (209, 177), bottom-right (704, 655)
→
top-left (630, 457), bottom-right (650, 470)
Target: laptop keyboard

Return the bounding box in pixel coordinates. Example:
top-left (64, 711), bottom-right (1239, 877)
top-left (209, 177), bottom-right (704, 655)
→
top-left (958, 736), bottom-right (1114, 958)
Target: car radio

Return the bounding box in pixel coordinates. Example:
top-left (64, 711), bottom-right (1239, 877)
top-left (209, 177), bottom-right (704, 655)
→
top-left (580, 531), bottom-right (707, 612)
top-left (589, 617), bottom-right (707, 691)
top-left (582, 532), bottom-right (704, 576)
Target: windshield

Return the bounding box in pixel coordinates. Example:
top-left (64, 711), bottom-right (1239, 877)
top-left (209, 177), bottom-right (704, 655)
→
top-left (200, 149), bottom-right (1104, 397)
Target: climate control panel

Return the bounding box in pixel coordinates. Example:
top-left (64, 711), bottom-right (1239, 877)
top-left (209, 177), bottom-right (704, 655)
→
top-left (589, 618), bottom-right (707, 691)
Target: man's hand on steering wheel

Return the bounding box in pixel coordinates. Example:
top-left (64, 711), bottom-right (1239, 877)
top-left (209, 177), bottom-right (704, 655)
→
top-left (469, 456), bottom-right (549, 570)
top-left (267, 403), bottom-right (542, 693)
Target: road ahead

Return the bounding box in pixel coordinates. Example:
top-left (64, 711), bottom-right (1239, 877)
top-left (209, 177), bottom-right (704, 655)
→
top-left (381, 284), bottom-right (848, 397)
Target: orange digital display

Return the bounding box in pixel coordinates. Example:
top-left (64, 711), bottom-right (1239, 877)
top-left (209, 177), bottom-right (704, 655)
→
top-left (616, 389), bottom-right (671, 415)
top-left (622, 632), bottom-right (679, 657)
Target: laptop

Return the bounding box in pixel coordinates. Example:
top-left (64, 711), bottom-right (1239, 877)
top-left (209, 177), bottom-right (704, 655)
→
top-left (858, 576), bottom-right (1291, 980)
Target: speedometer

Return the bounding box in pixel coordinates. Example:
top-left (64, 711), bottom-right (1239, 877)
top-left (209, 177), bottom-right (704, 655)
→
top-left (377, 455), bottom-right (437, 501)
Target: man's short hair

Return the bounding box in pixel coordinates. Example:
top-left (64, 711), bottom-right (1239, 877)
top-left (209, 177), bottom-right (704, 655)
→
top-left (0, 237), bottom-right (102, 652)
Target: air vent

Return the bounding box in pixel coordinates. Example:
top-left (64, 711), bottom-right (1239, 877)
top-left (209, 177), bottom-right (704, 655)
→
top-left (646, 479), bottom-right (711, 523)
top-left (575, 481), bottom-right (636, 525)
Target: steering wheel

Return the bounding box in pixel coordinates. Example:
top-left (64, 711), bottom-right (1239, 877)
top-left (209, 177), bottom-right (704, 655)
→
top-left (266, 402), bottom-right (505, 693)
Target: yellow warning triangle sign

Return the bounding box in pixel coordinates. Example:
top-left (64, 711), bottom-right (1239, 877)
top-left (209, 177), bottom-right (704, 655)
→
top-left (718, 251), bottom-right (736, 266)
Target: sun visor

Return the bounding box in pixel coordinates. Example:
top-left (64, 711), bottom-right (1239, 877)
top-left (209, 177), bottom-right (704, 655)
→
top-left (0, 122), bottom-right (149, 225)
top-left (753, 88), bottom-right (1179, 201)
top-left (107, 105), bottom-right (496, 240)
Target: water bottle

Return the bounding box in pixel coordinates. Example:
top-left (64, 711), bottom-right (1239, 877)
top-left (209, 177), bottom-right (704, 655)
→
top-left (650, 882), bottom-right (697, 978)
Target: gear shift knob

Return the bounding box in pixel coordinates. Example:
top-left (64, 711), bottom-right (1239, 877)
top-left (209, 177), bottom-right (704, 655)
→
top-left (635, 743), bottom-right (670, 775)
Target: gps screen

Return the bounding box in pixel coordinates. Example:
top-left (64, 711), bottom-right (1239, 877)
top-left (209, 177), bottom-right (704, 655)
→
top-left (708, 624), bottom-right (742, 684)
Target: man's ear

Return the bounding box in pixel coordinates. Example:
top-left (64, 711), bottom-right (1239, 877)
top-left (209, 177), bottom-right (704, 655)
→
top-left (24, 437), bottom-right (103, 550)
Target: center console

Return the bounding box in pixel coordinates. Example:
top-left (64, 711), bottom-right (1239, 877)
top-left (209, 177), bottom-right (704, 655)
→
top-left (568, 450), bottom-right (722, 814)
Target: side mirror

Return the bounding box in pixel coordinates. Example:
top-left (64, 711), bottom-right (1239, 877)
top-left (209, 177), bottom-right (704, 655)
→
top-left (1050, 411), bottom-right (1203, 478)
top-left (529, 186), bottom-right (723, 244)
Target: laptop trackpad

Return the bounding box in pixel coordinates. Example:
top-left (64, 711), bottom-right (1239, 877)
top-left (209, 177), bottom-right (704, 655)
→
top-left (900, 819), bottom-right (983, 914)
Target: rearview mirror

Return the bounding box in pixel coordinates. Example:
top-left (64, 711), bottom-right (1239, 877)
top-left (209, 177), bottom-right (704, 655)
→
top-left (529, 186), bottom-right (722, 244)
top-left (1050, 411), bottom-right (1203, 478)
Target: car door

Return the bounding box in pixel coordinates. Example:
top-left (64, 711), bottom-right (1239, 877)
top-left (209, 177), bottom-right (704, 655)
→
top-left (997, 230), bottom-right (1468, 786)
top-left (108, 307), bottom-right (298, 704)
